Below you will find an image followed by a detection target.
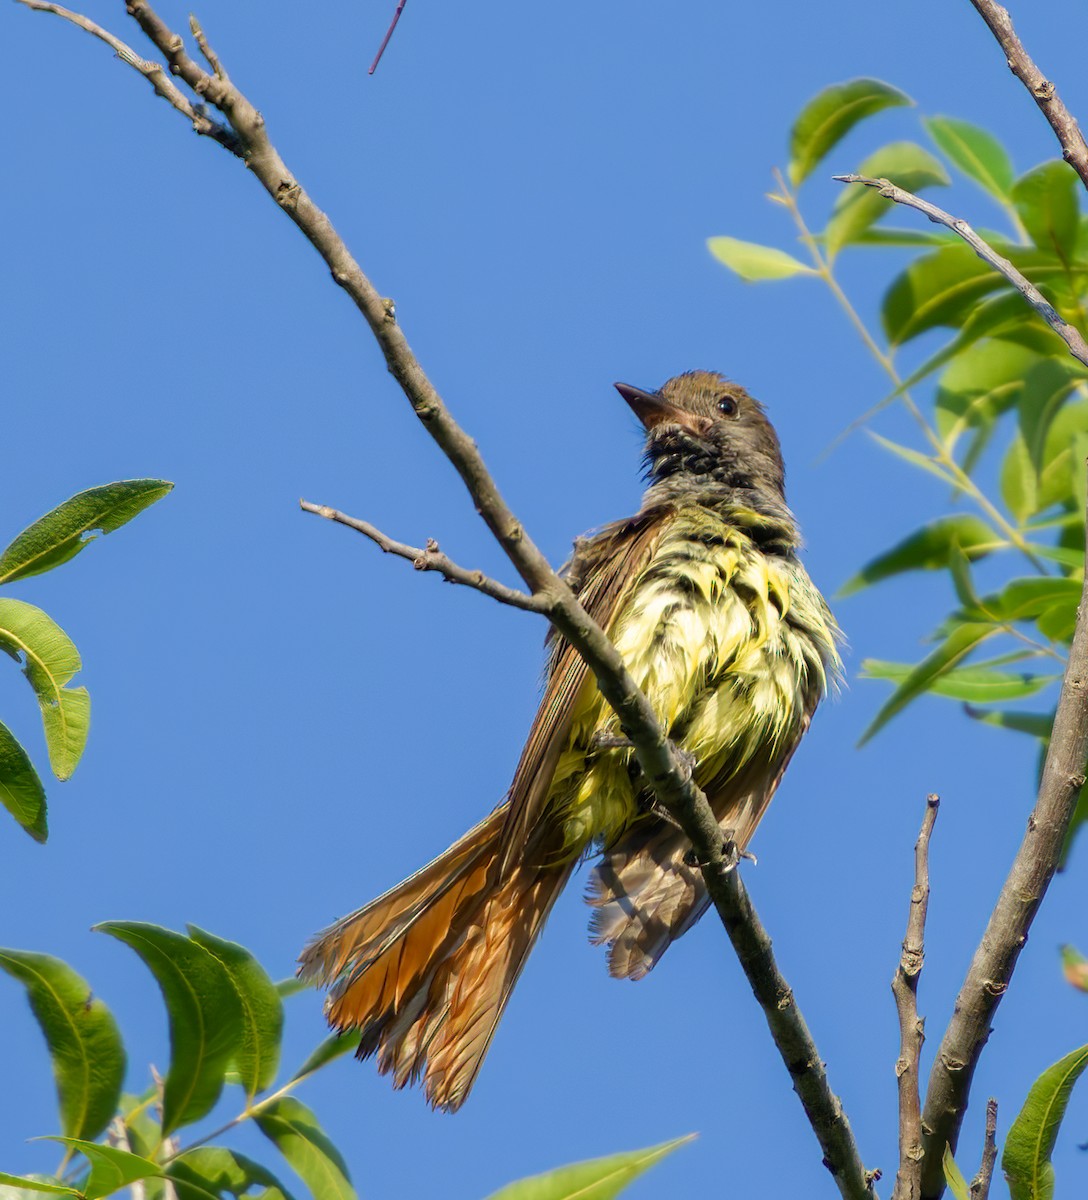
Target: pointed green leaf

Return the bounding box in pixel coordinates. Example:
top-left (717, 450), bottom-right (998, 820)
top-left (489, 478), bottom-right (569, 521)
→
top-left (935, 337), bottom-right (1040, 447)
top-left (94, 922), bottom-right (244, 1135)
top-left (0, 1176), bottom-right (80, 1197)
top-left (838, 515), bottom-right (999, 596)
top-left (859, 622), bottom-right (994, 744)
top-left (0, 481), bottom-right (173, 586)
top-left (1018, 359), bottom-right (1087, 473)
top-left (187, 927), bottom-right (283, 1099)
top-left (964, 707), bottom-right (1053, 738)
top-left (1036, 399), bottom-right (1088, 514)
top-left (860, 660), bottom-right (1055, 703)
top-left (0, 599), bottom-right (89, 781)
top-left (942, 1145), bottom-right (970, 1200)
top-left (867, 433), bottom-right (960, 487)
top-left (0, 950), bottom-right (125, 1141)
top-left (46, 1139), bottom-right (163, 1200)
top-left (788, 78), bottom-right (911, 186)
top-left (826, 141), bottom-right (949, 257)
top-left (168, 1148), bottom-right (296, 1200)
top-left (924, 116), bottom-right (1015, 200)
top-left (484, 1135), bottom-right (695, 1200)
top-left (706, 237), bottom-right (815, 281)
top-left (0, 720), bottom-right (47, 842)
top-left (1037, 601), bottom-right (1078, 643)
top-left (1002, 430), bottom-right (1038, 523)
top-left (254, 1098), bottom-right (355, 1200)
top-left (855, 227), bottom-right (954, 247)
top-left (1060, 945), bottom-right (1088, 992)
top-left (975, 577), bottom-right (1083, 622)
top-left (289, 1031), bottom-right (361, 1083)
top-left (1003, 1044), bottom-right (1088, 1200)
top-left (1012, 161), bottom-right (1080, 262)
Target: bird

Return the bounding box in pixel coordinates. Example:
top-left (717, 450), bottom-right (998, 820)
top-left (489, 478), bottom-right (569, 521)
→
top-left (298, 370), bottom-right (841, 1111)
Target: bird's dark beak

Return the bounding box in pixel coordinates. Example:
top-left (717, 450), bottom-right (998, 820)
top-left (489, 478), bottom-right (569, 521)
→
top-left (614, 382), bottom-right (702, 435)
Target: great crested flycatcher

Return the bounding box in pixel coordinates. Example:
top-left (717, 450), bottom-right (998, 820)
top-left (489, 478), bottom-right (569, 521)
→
top-left (299, 370), bottom-right (842, 1111)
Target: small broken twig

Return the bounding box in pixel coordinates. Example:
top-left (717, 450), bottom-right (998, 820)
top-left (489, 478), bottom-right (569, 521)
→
top-left (369, 0), bottom-right (408, 75)
top-left (968, 1098), bottom-right (998, 1200)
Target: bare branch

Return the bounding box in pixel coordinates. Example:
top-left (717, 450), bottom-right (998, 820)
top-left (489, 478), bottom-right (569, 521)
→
top-left (17, 5), bottom-right (878, 1195)
top-left (369, 0), bottom-right (409, 75)
top-left (833, 175), bottom-right (1088, 369)
top-left (964, 0), bottom-right (1088, 194)
top-left (891, 795), bottom-right (940, 1200)
top-left (299, 500), bottom-right (548, 613)
top-left (968, 1099), bottom-right (998, 1200)
top-left (918, 467), bottom-right (1088, 1198)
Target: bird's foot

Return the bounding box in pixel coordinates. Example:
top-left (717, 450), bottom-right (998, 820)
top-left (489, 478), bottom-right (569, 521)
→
top-left (683, 832), bottom-right (757, 871)
top-left (589, 731), bottom-right (634, 753)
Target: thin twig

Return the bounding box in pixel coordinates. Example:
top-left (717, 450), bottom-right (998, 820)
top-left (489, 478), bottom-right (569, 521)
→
top-left (964, 0), bottom-right (1088, 194)
top-left (299, 500), bottom-right (548, 613)
top-left (16, 5), bottom-right (877, 1195)
top-left (891, 795), bottom-right (940, 1200)
top-left (968, 1099), bottom-right (998, 1200)
top-left (369, 0), bottom-right (408, 75)
top-left (918, 465), bottom-right (1088, 1199)
top-left (834, 175), bottom-right (1088, 369)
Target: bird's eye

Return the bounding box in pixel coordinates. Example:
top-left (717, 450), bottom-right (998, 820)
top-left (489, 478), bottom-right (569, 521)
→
top-left (717, 396), bottom-right (738, 416)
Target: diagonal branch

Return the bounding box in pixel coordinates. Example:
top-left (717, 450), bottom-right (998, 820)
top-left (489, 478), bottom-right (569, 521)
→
top-left (15, 3), bottom-right (877, 1195)
top-left (833, 175), bottom-right (1088, 369)
top-left (964, 0), bottom-right (1088, 194)
top-left (891, 795), bottom-right (939, 1200)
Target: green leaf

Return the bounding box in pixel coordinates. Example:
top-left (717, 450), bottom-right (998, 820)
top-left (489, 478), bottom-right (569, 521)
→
top-left (187, 927), bottom-right (283, 1099)
top-left (788, 78), bottom-right (912, 186)
top-left (1002, 430), bottom-right (1038, 523)
top-left (1037, 601), bottom-right (1077, 643)
top-left (964, 707), bottom-right (1053, 738)
top-left (1013, 161), bottom-right (1080, 262)
top-left (0, 599), bottom-right (89, 781)
top-left (706, 237), bottom-right (815, 282)
top-left (942, 1145), bottom-right (970, 1200)
top-left (169, 1148), bottom-right (296, 1200)
top-left (94, 922), bottom-right (244, 1135)
top-left (1018, 359), bottom-right (1087, 473)
top-left (0, 950), bottom-right (125, 1141)
top-left (1037, 399), bottom-right (1088, 514)
top-left (1060, 945), bottom-right (1088, 992)
top-left (289, 1031), bottom-right (362, 1083)
top-left (924, 115), bottom-right (1015, 200)
top-left (826, 141), bottom-right (949, 257)
top-left (0, 719), bottom-right (47, 842)
top-left (867, 432), bottom-right (960, 488)
top-left (254, 1098), bottom-right (356, 1200)
top-left (935, 337), bottom-right (1040, 448)
top-left (854, 227), bottom-right (954, 247)
top-left (0, 1176), bottom-right (79, 1197)
top-left (274, 977), bottom-right (307, 999)
top-left (46, 1139), bottom-right (163, 1200)
top-left (838, 515), bottom-right (999, 596)
top-left (1003, 1043), bottom-right (1088, 1200)
top-left (859, 622), bottom-right (995, 744)
top-left (974, 577), bottom-right (1083, 622)
top-left (484, 1135), bottom-right (695, 1200)
top-left (860, 660), bottom-right (1055, 703)
top-left (0, 481), bottom-right (173, 586)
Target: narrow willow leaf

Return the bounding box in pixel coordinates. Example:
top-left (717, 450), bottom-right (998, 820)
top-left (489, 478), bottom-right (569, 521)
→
top-left (867, 433), bottom-right (959, 488)
top-left (948, 543), bottom-right (981, 610)
top-left (0, 950), bottom-right (125, 1140)
top-left (935, 337), bottom-right (1039, 447)
top-left (289, 1031), bottom-right (362, 1082)
top-left (1037, 401), bottom-right (1088, 514)
top-left (838, 515), bottom-right (999, 596)
top-left (1060, 946), bottom-right (1088, 992)
top-left (859, 622), bottom-right (994, 745)
top-left (187, 927), bottom-right (283, 1099)
top-left (169, 1148), bottom-right (296, 1200)
top-left (706, 237), bottom-right (815, 281)
top-left (964, 707), bottom-right (1053, 738)
top-left (860, 660), bottom-right (1054, 703)
top-left (0, 1177), bottom-right (80, 1197)
top-left (825, 141), bottom-right (949, 257)
top-left (255, 1097), bottom-right (356, 1200)
top-left (978, 577), bottom-right (1083, 622)
top-left (1013, 161), bottom-right (1080, 262)
top-left (0, 599), bottom-right (89, 781)
top-left (788, 78), bottom-right (911, 186)
top-left (0, 481), bottom-right (174, 586)
top-left (1024, 543), bottom-right (1084, 571)
top-left (0, 720), bottom-right (47, 842)
top-left (942, 1146), bottom-right (970, 1200)
top-left (484, 1135), bottom-right (695, 1200)
top-left (1019, 359), bottom-right (1087, 473)
top-left (94, 922), bottom-right (244, 1135)
top-left (855, 227), bottom-right (953, 247)
top-left (46, 1139), bottom-right (163, 1200)
top-left (1037, 602), bottom-right (1077, 644)
top-left (1001, 431), bottom-right (1038, 523)
top-left (924, 115), bottom-right (1014, 200)
top-left (1002, 1044), bottom-right (1088, 1200)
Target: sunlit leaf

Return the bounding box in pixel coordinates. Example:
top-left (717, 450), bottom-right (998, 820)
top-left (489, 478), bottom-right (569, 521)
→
top-left (706, 237), bottom-right (815, 281)
top-left (0, 599), bottom-right (89, 781)
top-left (0, 481), bottom-right (173, 586)
top-left (0, 720), bottom-right (47, 842)
top-left (838, 515), bottom-right (1000, 596)
top-left (1037, 602), bottom-right (1077, 643)
top-left (1003, 1044), bottom-right (1088, 1200)
top-left (854, 227), bottom-right (953, 247)
top-left (1002, 430), bottom-right (1038, 523)
top-left (935, 338), bottom-right (1040, 447)
top-left (188, 927), bottom-right (283, 1099)
top-left (0, 950), bottom-right (125, 1141)
top-left (867, 432), bottom-right (959, 487)
top-left (169, 1148), bottom-right (296, 1200)
top-left (94, 922), bottom-right (244, 1135)
top-left (0, 1175), bottom-right (79, 1196)
top-left (1060, 945), bottom-right (1088, 993)
top-left (46, 1138), bottom-right (163, 1200)
top-left (924, 115), bottom-right (1014, 200)
top-left (289, 1031), bottom-right (362, 1083)
top-left (942, 1145), bottom-right (970, 1200)
top-left (973, 577), bottom-right (1083, 622)
top-left (484, 1136), bottom-right (695, 1200)
top-left (1012, 161), bottom-right (1080, 262)
top-left (859, 622), bottom-right (995, 744)
top-left (255, 1098), bottom-right (355, 1200)
top-left (861, 659), bottom-right (1055, 703)
top-left (1018, 359), bottom-right (1087, 473)
top-left (964, 707), bottom-right (1053, 738)
top-left (788, 78), bottom-right (911, 186)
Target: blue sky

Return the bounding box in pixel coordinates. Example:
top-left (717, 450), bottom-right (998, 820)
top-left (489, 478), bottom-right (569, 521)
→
top-left (3, 1), bottom-right (1088, 1196)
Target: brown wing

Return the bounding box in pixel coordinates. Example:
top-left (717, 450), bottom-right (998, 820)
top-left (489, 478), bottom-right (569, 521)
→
top-left (497, 507), bottom-right (671, 870)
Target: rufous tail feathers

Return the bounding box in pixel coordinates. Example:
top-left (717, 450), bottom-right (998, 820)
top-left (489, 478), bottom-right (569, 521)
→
top-left (298, 807), bottom-right (572, 1112)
